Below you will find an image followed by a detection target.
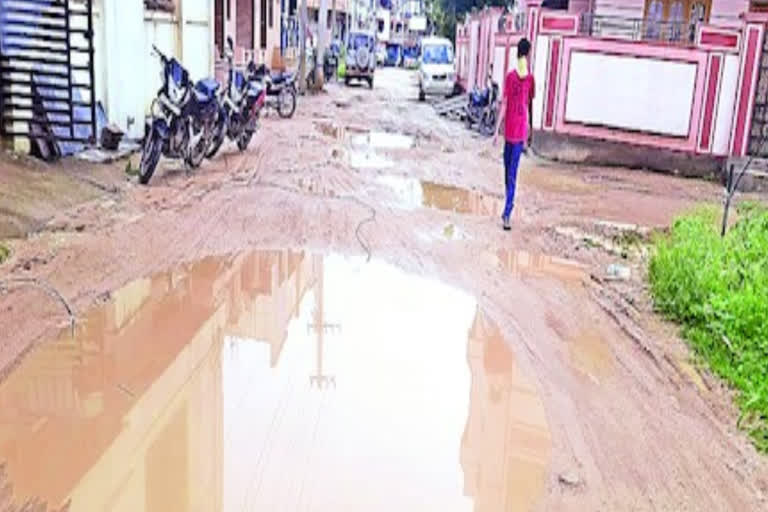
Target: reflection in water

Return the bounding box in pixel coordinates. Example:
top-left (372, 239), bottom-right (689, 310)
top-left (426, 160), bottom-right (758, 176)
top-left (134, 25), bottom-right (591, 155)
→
top-left (0, 250), bottom-right (552, 511)
top-left (461, 310), bottom-right (551, 511)
top-left (377, 176), bottom-right (502, 216)
top-left (495, 249), bottom-right (586, 283)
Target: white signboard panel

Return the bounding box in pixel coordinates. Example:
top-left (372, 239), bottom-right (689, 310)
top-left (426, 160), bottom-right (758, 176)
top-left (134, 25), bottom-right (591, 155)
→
top-left (564, 51), bottom-right (697, 136)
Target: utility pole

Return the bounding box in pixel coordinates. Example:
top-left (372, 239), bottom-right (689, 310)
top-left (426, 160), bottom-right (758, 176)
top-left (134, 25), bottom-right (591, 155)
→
top-left (331, 0), bottom-right (337, 41)
top-left (299, 0), bottom-right (308, 93)
top-left (317, 0), bottom-right (329, 90)
top-left (307, 268), bottom-right (340, 389)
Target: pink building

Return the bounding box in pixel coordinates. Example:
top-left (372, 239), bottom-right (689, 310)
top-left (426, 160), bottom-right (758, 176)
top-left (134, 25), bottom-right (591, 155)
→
top-left (456, 1), bottom-right (768, 176)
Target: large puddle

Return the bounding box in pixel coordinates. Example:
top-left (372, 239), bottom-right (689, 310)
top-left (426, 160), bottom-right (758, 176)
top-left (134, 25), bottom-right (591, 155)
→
top-left (0, 251), bottom-right (553, 511)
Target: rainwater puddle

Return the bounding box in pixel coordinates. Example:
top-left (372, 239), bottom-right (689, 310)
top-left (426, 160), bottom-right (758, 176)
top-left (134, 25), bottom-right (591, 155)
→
top-left (0, 250), bottom-right (551, 511)
top-left (350, 132), bottom-right (414, 150)
top-left (349, 150), bottom-right (394, 170)
top-left (378, 176), bottom-right (503, 216)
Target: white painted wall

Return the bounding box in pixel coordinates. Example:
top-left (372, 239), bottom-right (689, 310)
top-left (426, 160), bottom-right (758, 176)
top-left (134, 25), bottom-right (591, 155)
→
top-left (710, 0), bottom-right (750, 28)
top-left (182, 0), bottom-right (213, 81)
top-left (103, 0), bottom-right (145, 137)
top-left (592, 0), bottom-right (645, 19)
top-left (468, 21), bottom-right (480, 91)
top-left (91, 0), bottom-right (213, 138)
top-left (493, 46), bottom-right (506, 86)
top-left (713, 53), bottom-right (740, 155)
top-left (564, 51), bottom-right (697, 136)
top-left (532, 36), bottom-right (549, 130)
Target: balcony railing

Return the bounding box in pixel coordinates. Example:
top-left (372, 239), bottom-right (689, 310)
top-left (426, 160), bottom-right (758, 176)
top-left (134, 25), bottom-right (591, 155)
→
top-left (579, 13), bottom-right (699, 45)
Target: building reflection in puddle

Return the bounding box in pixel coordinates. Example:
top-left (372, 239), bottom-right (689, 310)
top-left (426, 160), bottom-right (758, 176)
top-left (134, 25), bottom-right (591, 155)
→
top-left (377, 176), bottom-right (503, 217)
top-left (0, 250), bottom-right (552, 511)
top-left (495, 249), bottom-right (587, 284)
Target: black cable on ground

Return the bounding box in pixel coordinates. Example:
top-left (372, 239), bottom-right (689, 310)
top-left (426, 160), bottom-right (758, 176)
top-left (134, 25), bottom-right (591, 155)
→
top-left (251, 180), bottom-right (377, 262)
top-left (0, 277), bottom-right (76, 336)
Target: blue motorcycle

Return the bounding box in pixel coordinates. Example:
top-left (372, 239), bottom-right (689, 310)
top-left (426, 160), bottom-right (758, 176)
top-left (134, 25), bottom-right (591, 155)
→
top-left (139, 45), bottom-right (220, 185)
top-left (206, 38), bottom-right (267, 158)
top-left (465, 82), bottom-right (499, 137)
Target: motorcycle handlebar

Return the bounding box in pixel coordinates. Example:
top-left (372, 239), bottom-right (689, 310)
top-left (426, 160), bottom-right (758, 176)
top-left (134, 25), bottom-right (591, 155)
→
top-left (152, 44), bottom-right (167, 62)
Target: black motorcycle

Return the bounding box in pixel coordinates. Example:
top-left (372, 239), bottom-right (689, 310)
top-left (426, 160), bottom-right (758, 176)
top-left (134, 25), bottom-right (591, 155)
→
top-left (465, 82), bottom-right (499, 137)
top-left (323, 44), bottom-right (339, 83)
top-left (248, 62), bottom-right (297, 119)
top-left (139, 45), bottom-right (219, 185)
top-left (206, 38), bottom-right (268, 158)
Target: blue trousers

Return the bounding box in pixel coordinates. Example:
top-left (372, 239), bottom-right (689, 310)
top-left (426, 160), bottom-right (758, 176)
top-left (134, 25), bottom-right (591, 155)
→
top-left (503, 141), bottom-right (523, 220)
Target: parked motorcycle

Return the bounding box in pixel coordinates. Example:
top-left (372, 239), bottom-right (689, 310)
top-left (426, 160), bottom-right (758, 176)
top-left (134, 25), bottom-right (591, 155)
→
top-left (323, 42), bottom-right (339, 83)
top-left (206, 38), bottom-right (268, 159)
top-left (248, 62), bottom-right (297, 119)
top-left (305, 48), bottom-right (319, 90)
top-left (465, 82), bottom-right (499, 137)
top-left (139, 45), bottom-right (219, 185)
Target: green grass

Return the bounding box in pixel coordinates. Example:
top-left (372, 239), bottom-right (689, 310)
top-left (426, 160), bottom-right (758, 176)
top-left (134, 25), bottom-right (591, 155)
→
top-left (0, 243), bottom-right (9, 265)
top-left (649, 203), bottom-right (768, 451)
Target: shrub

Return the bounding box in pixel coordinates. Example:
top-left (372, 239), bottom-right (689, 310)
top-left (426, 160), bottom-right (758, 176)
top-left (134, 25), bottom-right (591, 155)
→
top-left (649, 203), bottom-right (768, 451)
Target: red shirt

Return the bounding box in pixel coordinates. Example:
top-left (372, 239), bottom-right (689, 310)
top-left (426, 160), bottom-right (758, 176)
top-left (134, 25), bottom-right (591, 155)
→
top-left (504, 70), bottom-right (535, 143)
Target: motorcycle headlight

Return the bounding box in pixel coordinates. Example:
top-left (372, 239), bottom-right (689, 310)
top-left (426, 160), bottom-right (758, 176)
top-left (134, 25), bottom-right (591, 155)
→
top-left (169, 81), bottom-right (184, 104)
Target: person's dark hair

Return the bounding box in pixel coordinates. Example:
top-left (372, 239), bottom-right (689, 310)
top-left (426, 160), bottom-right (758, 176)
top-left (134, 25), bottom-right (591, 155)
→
top-left (517, 38), bottom-right (531, 58)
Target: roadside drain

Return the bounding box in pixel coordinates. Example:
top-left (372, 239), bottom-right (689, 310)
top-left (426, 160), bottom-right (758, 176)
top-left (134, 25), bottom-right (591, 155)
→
top-left (0, 249), bottom-right (553, 511)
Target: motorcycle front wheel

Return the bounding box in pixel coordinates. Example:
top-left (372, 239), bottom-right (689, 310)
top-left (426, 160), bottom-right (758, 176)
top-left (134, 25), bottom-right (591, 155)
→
top-left (139, 131), bottom-right (162, 185)
top-left (277, 87), bottom-right (297, 118)
top-left (185, 118), bottom-right (209, 168)
top-left (480, 112), bottom-right (497, 137)
top-left (206, 112), bottom-right (227, 159)
top-left (237, 130), bottom-right (254, 151)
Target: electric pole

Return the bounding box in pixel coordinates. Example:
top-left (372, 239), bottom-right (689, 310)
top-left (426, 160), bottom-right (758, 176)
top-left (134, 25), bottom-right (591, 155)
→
top-left (307, 268), bottom-right (340, 389)
top-left (317, 0), bottom-right (329, 90)
top-left (299, 0), bottom-right (308, 93)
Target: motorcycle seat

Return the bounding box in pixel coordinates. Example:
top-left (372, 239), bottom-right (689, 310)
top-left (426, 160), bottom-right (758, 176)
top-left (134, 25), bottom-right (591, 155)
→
top-left (193, 88), bottom-right (212, 104)
top-left (270, 72), bottom-right (291, 84)
top-left (247, 82), bottom-right (264, 97)
top-left (470, 89), bottom-right (490, 107)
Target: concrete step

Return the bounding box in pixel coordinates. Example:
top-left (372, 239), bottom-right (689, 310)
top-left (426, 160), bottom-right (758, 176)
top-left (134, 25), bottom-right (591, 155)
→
top-left (725, 157), bottom-right (768, 192)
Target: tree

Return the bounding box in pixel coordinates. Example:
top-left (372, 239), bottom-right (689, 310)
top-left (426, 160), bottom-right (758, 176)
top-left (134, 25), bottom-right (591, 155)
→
top-left (299, 0), bottom-right (308, 93)
top-left (316, 0), bottom-right (329, 90)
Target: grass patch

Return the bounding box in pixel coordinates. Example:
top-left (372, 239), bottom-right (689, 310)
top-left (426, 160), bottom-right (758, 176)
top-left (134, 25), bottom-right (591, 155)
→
top-left (0, 243), bottom-right (9, 265)
top-left (649, 203), bottom-right (768, 451)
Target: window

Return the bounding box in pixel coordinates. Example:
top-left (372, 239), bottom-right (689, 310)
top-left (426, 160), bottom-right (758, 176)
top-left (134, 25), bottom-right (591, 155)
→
top-left (145, 0), bottom-right (175, 12)
top-left (227, 0), bottom-right (232, 20)
top-left (643, 0), bottom-right (710, 42)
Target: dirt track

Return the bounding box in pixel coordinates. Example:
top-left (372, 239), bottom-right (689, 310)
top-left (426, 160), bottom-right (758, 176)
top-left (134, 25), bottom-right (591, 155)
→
top-left (1, 68), bottom-right (766, 510)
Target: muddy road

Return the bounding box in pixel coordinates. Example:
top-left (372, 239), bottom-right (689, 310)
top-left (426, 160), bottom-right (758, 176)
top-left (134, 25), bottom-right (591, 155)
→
top-left (0, 68), bottom-right (766, 511)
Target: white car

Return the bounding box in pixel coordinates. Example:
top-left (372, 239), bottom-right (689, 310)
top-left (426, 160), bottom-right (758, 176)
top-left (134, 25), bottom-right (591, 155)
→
top-left (418, 37), bottom-right (456, 101)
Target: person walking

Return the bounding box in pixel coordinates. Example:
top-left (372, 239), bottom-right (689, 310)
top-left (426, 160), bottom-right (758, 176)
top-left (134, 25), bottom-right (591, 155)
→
top-left (492, 38), bottom-right (535, 231)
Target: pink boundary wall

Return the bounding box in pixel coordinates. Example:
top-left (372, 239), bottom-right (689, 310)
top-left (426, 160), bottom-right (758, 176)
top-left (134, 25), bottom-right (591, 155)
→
top-left (455, 3), bottom-right (767, 160)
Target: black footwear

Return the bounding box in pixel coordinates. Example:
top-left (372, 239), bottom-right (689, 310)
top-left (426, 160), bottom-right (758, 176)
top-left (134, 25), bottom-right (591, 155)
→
top-left (502, 217), bottom-right (511, 231)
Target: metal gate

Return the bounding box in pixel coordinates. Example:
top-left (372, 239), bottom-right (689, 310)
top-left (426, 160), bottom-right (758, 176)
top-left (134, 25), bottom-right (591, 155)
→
top-left (0, 0), bottom-right (96, 159)
top-left (748, 30), bottom-right (768, 157)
